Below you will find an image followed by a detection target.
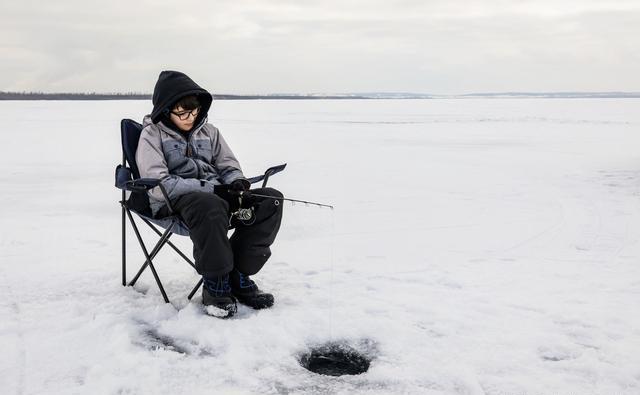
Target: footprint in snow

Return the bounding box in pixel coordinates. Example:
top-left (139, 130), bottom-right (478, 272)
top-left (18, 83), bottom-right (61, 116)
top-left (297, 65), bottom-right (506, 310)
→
top-left (134, 324), bottom-right (215, 357)
top-left (538, 345), bottom-right (581, 362)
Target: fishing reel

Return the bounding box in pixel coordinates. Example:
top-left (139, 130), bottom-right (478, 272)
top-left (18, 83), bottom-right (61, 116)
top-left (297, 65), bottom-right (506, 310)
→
top-left (230, 207), bottom-right (255, 225)
top-left (230, 193), bottom-right (256, 226)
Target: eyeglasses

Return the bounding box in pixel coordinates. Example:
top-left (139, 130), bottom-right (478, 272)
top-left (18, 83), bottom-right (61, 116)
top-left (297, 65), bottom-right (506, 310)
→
top-left (171, 107), bottom-right (201, 121)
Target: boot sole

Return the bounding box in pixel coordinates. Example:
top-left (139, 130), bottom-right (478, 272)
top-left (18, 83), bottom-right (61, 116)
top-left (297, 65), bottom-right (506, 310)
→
top-left (234, 293), bottom-right (275, 309)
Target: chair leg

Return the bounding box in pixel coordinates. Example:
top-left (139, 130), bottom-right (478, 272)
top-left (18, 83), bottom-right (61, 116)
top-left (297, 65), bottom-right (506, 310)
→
top-left (146, 257), bottom-right (170, 304)
top-left (126, 209), bottom-right (173, 303)
top-left (140, 217), bottom-right (196, 269)
top-left (140, 219), bottom-right (204, 302)
top-left (126, 209), bottom-right (173, 285)
top-left (127, 227), bottom-right (173, 287)
top-left (140, 218), bottom-right (203, 302)
top-left (122, 209), bottom-right (203, 304)
top-left (188, 278), bottom-right (203, 300)
top-left (121, 201), bottom-right (127, 286)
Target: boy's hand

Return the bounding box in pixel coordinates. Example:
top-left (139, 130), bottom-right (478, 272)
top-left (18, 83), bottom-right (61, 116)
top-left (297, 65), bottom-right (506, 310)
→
top-left (238, 191), bottom-right (256, 209)
top-left (230, 179), bottom-right (250, 195)
top-left (230, 180), bottom-right (256, 208)
top-left (214, 179), bottom-right (256, 210)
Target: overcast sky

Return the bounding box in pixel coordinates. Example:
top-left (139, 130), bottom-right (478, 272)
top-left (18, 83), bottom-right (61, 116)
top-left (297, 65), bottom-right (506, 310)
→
top-left (2, 0), bottom-right (639, 94)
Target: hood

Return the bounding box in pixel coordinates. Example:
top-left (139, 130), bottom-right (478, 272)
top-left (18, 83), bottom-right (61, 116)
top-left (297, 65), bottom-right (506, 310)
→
top-left (150, 70), bottom-right (213, 124)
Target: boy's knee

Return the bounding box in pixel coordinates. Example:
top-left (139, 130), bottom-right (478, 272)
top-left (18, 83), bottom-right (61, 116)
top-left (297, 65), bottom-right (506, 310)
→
top-left (257, 187), bottom-right (283, 199)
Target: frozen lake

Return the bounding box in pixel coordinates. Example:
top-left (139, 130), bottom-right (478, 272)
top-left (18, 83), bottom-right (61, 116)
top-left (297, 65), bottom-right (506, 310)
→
top-left (1, 98), bottom-right (639, 394)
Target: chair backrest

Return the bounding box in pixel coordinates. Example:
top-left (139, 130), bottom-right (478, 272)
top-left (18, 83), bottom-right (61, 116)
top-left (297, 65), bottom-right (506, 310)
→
top-left (121, 119), bottom-right (144, 178)
top-left (120, 118), bottom-right (154, 217)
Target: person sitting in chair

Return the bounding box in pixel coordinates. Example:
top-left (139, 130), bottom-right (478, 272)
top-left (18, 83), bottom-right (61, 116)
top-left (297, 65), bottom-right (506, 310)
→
top-left (136, 70), bottom-right (283, 318)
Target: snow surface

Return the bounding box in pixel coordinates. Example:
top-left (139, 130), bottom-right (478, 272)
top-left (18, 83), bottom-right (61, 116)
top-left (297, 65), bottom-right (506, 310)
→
top-left (1, 99), bottom-right (640, 394)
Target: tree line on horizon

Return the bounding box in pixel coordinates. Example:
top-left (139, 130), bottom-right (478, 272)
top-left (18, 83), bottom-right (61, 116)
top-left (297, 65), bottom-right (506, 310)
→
top-left (1, 91), bottom-right (638, 100)
top-left (0, 91), bottom-right (150, 100)
top-left (0, 91), bottom-right (371, 100)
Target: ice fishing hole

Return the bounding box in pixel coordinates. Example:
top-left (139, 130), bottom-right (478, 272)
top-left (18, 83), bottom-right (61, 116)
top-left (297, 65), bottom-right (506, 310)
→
top-left (299, 342), bottom-right (371, 376)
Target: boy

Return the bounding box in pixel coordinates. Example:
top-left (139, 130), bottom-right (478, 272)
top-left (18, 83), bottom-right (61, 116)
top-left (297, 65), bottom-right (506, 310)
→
top-left (136, 70), bottom-right (283, 318)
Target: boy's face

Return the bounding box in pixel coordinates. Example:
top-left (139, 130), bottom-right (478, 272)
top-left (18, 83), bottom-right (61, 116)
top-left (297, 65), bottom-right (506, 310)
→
top-left (169, 105), bottom-right (200, 132)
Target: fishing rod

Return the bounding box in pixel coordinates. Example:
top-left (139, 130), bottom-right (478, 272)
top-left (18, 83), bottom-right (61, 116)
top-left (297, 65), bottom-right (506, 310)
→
top-left (250, 193), bottom-right (334, 210)
top-left (231, 192), bottom-right (333, 225)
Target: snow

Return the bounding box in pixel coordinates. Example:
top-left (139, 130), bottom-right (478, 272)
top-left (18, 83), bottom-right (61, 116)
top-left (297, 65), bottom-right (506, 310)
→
top-left (1, 98), bottom-right (640, 394)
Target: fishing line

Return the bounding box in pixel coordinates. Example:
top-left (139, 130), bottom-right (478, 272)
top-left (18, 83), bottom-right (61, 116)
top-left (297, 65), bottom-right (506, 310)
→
top-left (269, 193), bottom-right (335, 339)
top-left (235, 190), bottom-right (336, 337)
top-left (329, 203), bottom-right (335, 340)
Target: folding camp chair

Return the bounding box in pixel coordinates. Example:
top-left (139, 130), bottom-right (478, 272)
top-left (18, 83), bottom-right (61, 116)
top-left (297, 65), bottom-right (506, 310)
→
top-left (115, 118), bottom-right (286, 303)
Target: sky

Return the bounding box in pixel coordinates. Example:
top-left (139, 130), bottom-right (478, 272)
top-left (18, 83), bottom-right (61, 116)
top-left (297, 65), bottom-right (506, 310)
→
top-left (1, 0), bottom-right (639, 95)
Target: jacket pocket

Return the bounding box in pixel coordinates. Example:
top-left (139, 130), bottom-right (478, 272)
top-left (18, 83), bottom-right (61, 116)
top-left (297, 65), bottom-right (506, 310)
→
top-left (194, 139), bottom-right (212, 161)
top-left (162, 141), bottom-right (187, 168)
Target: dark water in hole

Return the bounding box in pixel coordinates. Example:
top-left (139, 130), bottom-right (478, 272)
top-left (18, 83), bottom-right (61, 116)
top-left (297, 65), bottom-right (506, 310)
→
top-left (300, 342), bottom-right (371, 376)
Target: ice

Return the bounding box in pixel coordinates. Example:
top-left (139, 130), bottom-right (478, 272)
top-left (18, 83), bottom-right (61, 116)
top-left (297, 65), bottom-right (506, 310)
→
top-left (1, 98), bottom-right (640, 394)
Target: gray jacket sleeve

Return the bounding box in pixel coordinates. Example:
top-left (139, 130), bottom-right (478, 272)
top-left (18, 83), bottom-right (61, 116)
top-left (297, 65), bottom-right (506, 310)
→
top-left (210, 126), bottom-right (247, 185)
top-left (136, 126), bottom-right (216, 207)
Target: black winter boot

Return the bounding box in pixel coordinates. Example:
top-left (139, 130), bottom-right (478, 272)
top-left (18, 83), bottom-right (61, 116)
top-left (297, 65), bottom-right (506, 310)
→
top-left (229, 269), bottom-right (274, 309)
top-left (202, 274), bottom-right (237, 318)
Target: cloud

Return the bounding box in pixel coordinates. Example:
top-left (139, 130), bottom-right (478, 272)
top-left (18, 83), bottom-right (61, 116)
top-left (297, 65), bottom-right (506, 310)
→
top-left (1, 0), bottom-right (639, 93)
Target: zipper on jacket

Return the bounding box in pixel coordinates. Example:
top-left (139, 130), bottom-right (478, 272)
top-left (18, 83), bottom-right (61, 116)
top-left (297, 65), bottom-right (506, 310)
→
top-left (185, 126), bottom-right (198, 157)
top-left (186, 128), bottom-right (201, 179)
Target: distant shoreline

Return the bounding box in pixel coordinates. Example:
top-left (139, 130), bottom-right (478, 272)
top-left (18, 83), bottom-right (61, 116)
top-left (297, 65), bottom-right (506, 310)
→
top-left (0, 92), bottom-right (372, 100)
top-left (1, 92), bottom-right (639, 100)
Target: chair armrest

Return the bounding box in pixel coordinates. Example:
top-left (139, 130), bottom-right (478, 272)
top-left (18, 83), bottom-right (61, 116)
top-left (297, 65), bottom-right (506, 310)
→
top-left (115, 164), bottom-right (161, 192)
top-left (246, 163), bottom-right (287, 187)
top-left (246, 175), bottom-right (265, 184)
top-left (124, 178), bottom-right (161, 192)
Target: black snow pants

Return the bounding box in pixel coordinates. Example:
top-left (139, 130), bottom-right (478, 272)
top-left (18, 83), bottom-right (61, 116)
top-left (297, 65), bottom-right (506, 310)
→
top-left (156, 187), bottom-right (283, 278)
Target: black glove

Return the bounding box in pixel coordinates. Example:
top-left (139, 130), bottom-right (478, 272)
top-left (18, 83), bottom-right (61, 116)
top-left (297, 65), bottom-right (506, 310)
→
top-left (229, 179), bottom-right (250, 195)
top-left (231, 179), bottom-right (256, 209)
top-left (214, 179), bottom-right (255, 210)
